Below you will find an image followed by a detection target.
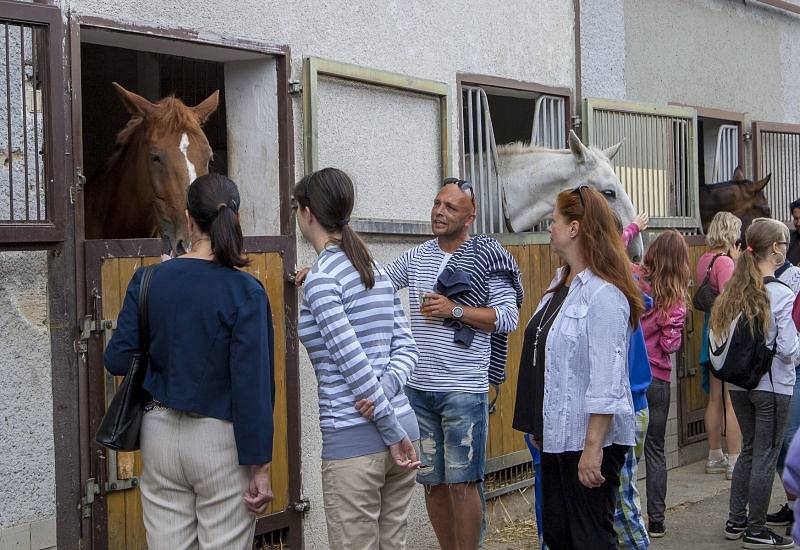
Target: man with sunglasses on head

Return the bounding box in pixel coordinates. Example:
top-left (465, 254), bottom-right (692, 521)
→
top-left (383, 177), bottom-right (523, 550)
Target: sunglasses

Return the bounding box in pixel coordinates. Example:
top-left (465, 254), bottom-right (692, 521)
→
top-left (443, 177), bottom-right (475, 202)
top-left (572, 185), bottom-right (590, 209)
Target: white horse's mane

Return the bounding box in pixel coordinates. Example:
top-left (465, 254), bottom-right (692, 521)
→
top-left (496, 141), bottom-right (606, 158)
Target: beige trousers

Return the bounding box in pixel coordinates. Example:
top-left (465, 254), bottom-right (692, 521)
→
top-left (139, 408), bottom-right (256, 550)
top-left (322, 449), bottom-right (418, 550)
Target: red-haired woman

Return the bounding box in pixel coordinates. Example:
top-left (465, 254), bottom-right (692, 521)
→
top-left (527, 186), bottom-right (644, 549)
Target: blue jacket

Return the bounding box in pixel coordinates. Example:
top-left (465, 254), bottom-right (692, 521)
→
top-left (629, 292), bottom-right (653, 412)
top-left (104, 259), bottom-right (275, 465)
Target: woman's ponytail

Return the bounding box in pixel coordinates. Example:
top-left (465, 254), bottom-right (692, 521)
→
top-left (339, 224), bottom-right (375, 289)
top-left (187, 174), bottom-right (250, 269)
top-left (209, 203), bottom-right (248, 269)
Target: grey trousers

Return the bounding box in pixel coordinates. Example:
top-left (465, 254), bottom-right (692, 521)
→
top-left (644, 378), bottom-right (670, 524)
top-left (140, 408), bottom-right (257, 550)
top-left (728, 390), bottom-right (791, 530)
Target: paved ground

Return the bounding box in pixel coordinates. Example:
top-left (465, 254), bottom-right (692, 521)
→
top-left (482, 459), bottom-right (796, 550)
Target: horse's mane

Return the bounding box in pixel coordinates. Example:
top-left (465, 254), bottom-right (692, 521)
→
top-left (496, 141), bottom-right (570, 156)
top-left (98, 95), bottom-right (204, 178)
top-left (496, 140), bottom-right (609, 159)
top-left (699, 178), bottom-right (753, 189)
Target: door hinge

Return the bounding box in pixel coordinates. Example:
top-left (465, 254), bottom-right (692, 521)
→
top-left (70, 167), bottom-right (86, 205)
top-left (81, 478), bottom-right (100, 518)
top-left (80, 315), bottom-right (117, 341)
top-left (292, 498), bottom-right (311, 513)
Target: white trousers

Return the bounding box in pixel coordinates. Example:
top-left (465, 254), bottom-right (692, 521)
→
top-left (140, 408), bottom-right (256, 550)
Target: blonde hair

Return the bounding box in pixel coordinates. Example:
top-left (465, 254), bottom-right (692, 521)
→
top-left (710, 218), bottom-right (789, 336)
top-left (705, 211), bottom-right (742, 251)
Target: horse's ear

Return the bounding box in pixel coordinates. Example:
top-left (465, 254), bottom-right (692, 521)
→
top-left (732, 166), bottom-right (746, 181)
top-left (750, 173), bottom-right (771, 194)
top-left (602, 141), bottom-right (624, 162)
top-left (568, 129), bottom-right (591, 164)
top-left (192, 90), bottom-right (220, 125)
top-left (112, 82), bottom-right (156, 118)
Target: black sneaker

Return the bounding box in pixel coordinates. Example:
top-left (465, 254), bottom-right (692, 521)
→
top-left (648, 521), bottom-right (666, 538)
top-left (742, 526), bottom-right (794, 549)
top-left (767, 503), bottom-right (794, 526)
top-left (725, 520), bottom-right (747, 540)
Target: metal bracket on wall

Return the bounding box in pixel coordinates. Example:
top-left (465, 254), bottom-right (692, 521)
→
top-left (288, 80), bottom-right (302, 94)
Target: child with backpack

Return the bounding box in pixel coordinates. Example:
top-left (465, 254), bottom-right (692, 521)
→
top-left (629, 230), bottom-right (690, 539)
top-left (709, 218), bottom-right (800, 549)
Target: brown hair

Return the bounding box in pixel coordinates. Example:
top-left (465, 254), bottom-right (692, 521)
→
top-left (710, 217), bottom-right (790, 336)
top-left (294, 167), bottom-right (376, 289)
top-left (187, 174), bottom-right (249, 269)
top-left (642, 230), bottom-right (690, 320)
top-left (552, 187), bottom-right (644, 328)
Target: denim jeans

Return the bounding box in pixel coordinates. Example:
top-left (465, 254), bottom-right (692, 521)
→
top-left (405, 388), bottom-right (488, 485)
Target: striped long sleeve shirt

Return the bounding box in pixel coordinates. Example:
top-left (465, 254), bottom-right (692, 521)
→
top-left (298, 246), bottom-right (420, 460)
top-left (385, 238), bottom-right (520, 393)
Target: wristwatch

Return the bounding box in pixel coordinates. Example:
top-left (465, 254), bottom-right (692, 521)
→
top-left (451, 305), bottom-right (464, 319)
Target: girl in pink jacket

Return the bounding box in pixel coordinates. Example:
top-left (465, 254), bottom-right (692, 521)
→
top-left (632, 230), bottom-right (690, 538)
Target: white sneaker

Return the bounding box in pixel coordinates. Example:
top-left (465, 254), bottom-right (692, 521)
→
top-left (706, 455), bottom-right (729, 474)
top-left (726, 461), bottom-right (735, 479)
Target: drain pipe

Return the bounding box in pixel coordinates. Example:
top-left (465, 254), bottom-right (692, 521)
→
top-left (573, 0), bottom-right (583, 132)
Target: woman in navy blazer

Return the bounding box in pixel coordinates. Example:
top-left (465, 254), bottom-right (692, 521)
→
top-left (105, 174), bottom-right (274, 550)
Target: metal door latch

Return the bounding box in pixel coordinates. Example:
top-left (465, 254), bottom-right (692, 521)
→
top-left (82, 478), bottom-right (100, 518)
top-left (292, 498), bottom-right (311, 513)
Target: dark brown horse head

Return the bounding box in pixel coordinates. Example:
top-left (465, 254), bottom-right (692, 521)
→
top-left (87, 83), bottom-right (219, 254)
top-left (699, 167), bottom-right (771, 236)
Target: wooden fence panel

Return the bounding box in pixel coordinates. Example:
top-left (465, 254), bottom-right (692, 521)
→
top-left (678, 243), bottom-right (710, 445)
top-left (487, 242), bottom-right (560, 465)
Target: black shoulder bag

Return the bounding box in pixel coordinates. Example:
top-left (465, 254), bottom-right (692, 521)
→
top-left (96, 264), bottom-right (156, 451)
top-left (692, 253), bottom-right (727, 312)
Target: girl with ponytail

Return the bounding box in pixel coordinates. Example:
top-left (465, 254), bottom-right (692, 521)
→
top-left (712, 218), bottom-right (799, 547)
top-left (294, 167), bottom-right (422, 548)
top-left (104, 173), bottom-right (275, 548)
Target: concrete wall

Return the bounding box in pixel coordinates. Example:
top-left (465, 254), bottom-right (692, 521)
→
top-left (582, 0), bottom-right (800, 123)
top-left (0, 252), bottom-right (56, 550)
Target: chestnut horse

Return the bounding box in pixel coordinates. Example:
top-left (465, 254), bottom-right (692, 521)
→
top-left (84, 83), bottom-right (219, 255)
top-left (698, 167), bottom-right (771, 234)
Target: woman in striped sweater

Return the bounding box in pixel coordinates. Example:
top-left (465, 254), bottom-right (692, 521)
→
top-left (294, 167), bottom-right (422, 550)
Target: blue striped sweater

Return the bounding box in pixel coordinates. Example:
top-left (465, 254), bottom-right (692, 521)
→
top-left (298, 246), bottom-right (419, 459)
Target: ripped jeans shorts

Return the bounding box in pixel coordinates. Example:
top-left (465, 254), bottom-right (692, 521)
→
top-left (405, 387), bottom-right (488, 486)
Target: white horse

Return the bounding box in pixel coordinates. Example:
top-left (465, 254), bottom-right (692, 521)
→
top-left (496, 130), bottom-right (642, 260)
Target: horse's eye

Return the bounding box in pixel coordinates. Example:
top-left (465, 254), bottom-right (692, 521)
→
top-left (149, 152), bottom-right (161, 163)
top-left (602, 189), bottom-right (616, 199)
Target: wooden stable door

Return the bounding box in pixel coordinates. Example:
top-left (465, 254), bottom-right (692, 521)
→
top-left (677, 239), bottom-right (710, 446)
top-left (84, 238), bottom-right (301, 549)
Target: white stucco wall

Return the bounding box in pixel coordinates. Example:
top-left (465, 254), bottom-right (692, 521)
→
top-left (0, 252), bottom-right (55, 530)
top-left (582, 0), bottom-right (800, 124)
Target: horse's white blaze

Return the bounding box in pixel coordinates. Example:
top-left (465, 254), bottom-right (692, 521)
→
top-left (179, 132), bottom-right (197, 184)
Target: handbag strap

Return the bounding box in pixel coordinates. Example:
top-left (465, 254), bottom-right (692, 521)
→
top-left (700, 253), bottom-right (727, 288)
top-left (138, 265), bottom-right (157, 357)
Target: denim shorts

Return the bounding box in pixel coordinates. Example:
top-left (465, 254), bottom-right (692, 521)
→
top-left (405, 387), bottom-right (488, 485)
